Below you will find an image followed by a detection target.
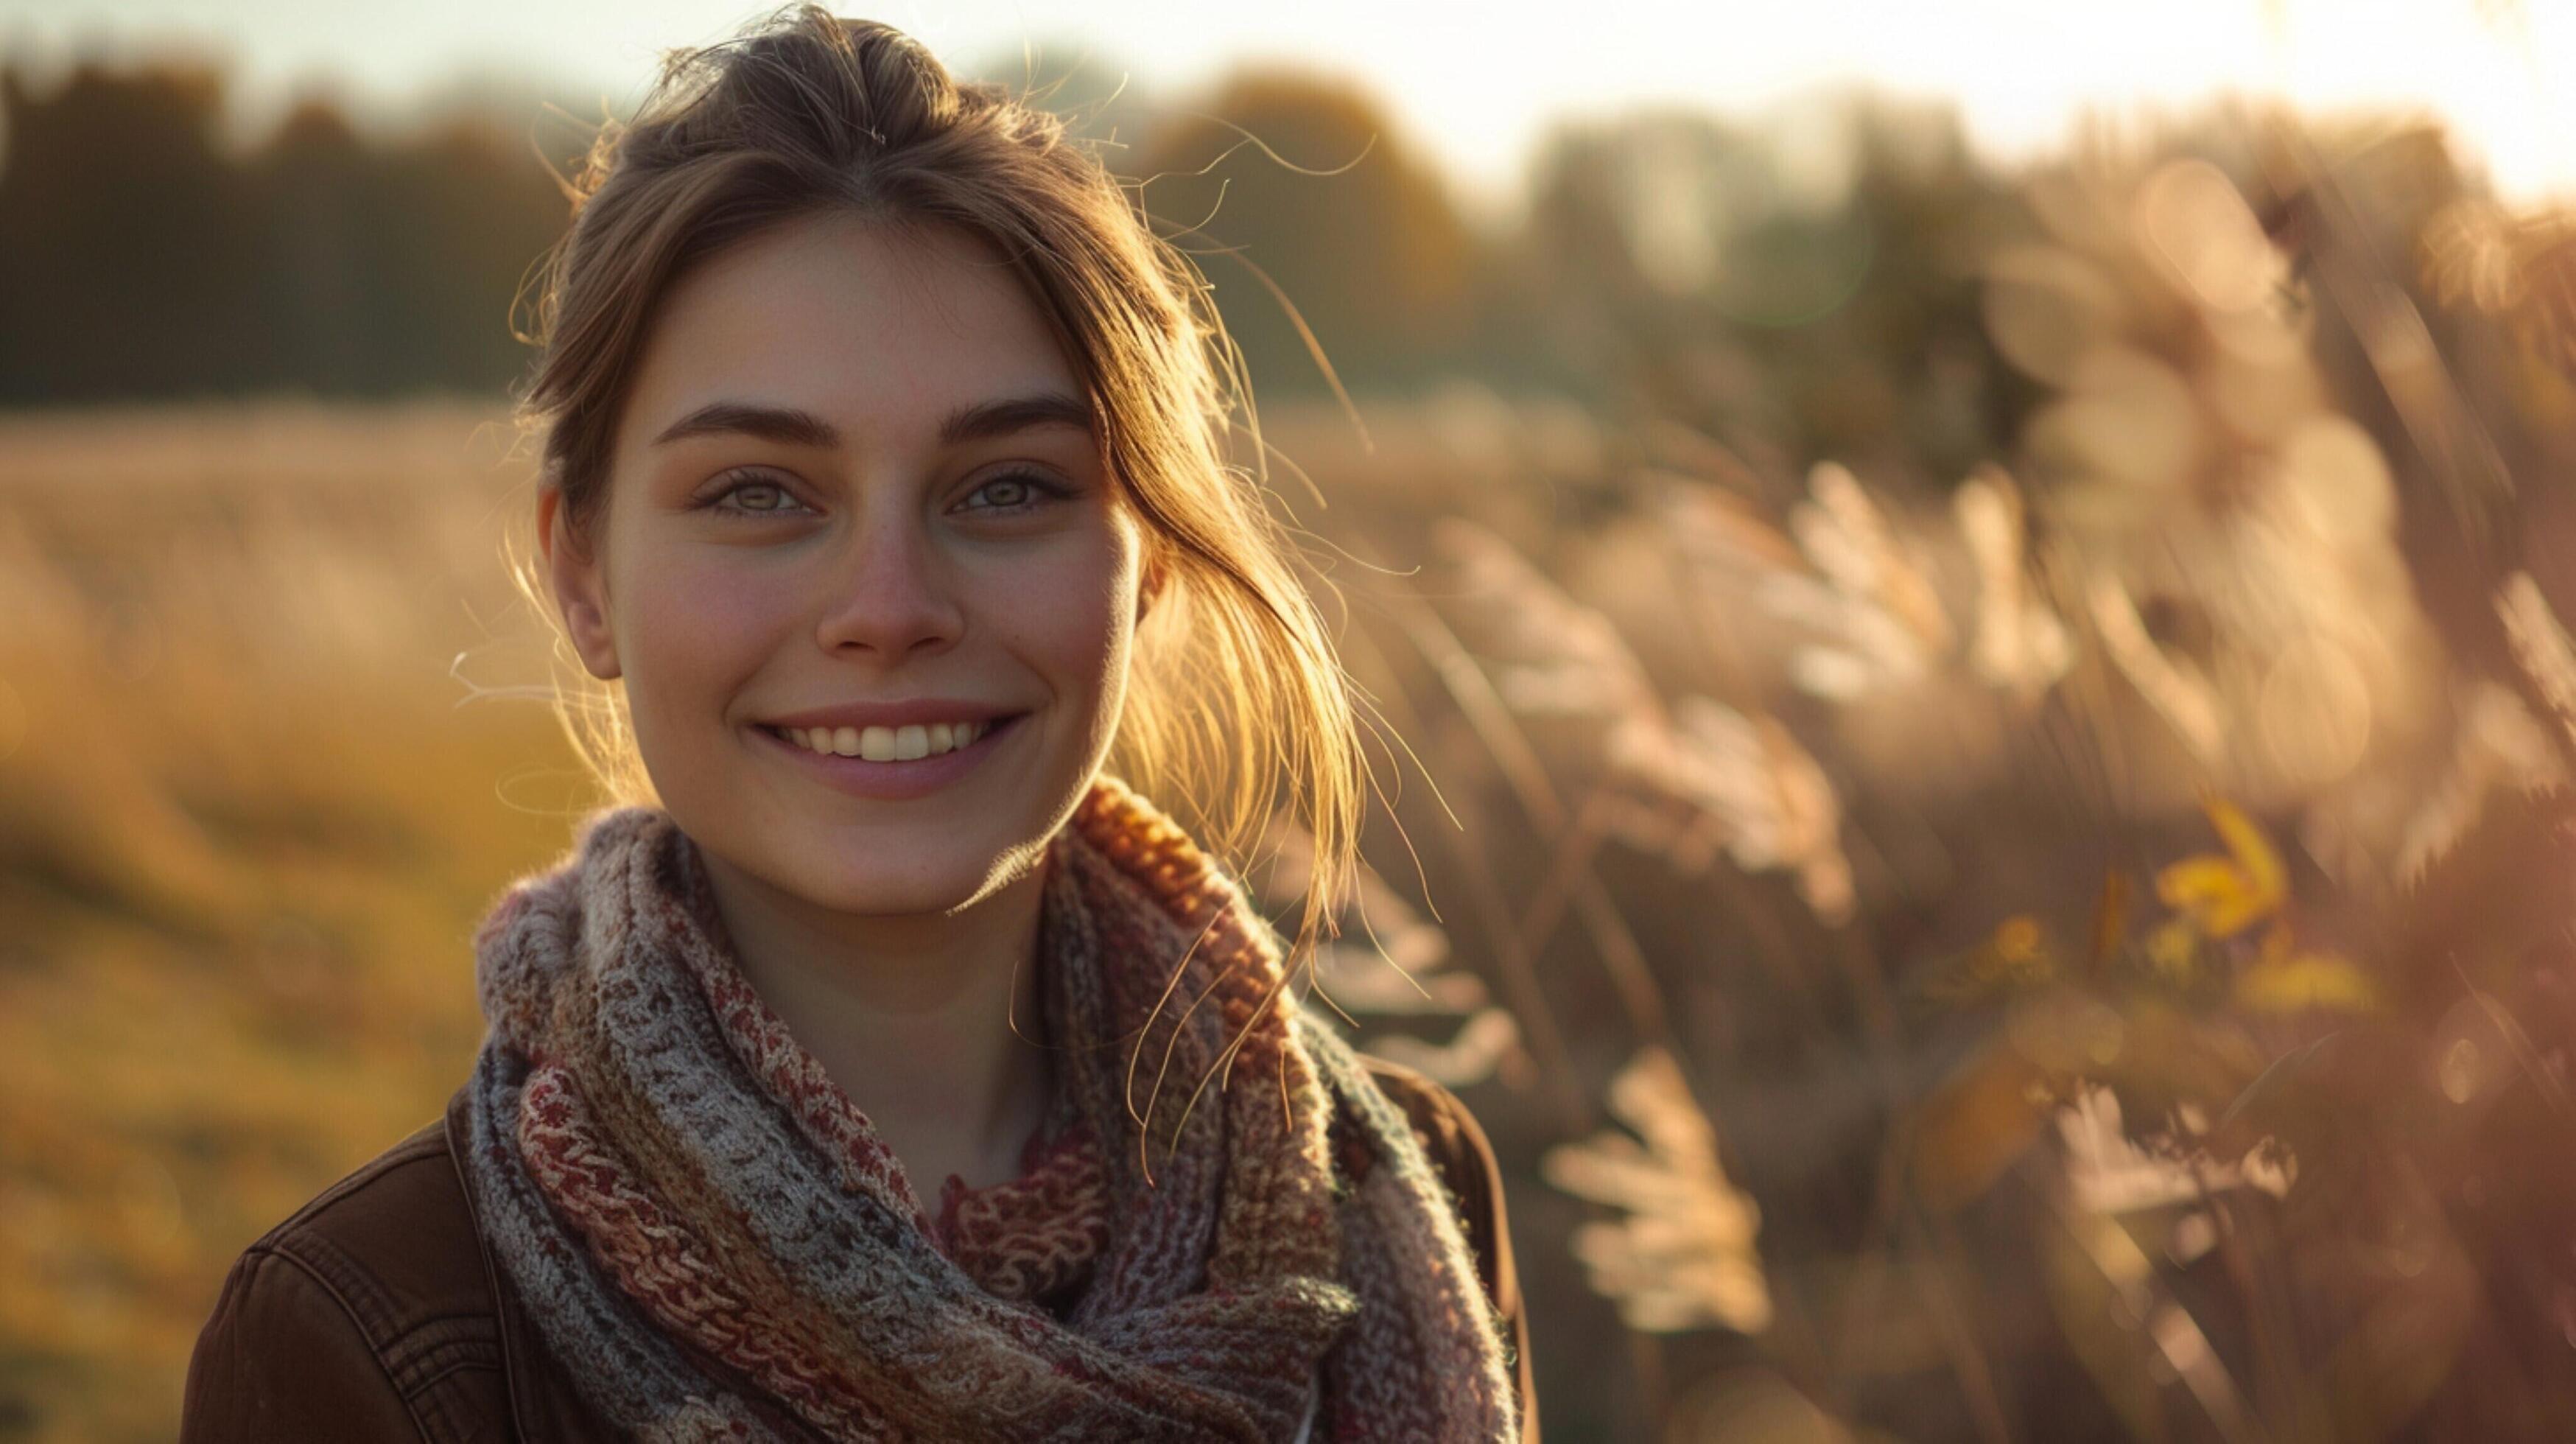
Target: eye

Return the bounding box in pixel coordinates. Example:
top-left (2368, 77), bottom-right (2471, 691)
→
top-left (957, 469), bottom-right (1070, 516)
top-left (702, 470), bottom-right (815, 519)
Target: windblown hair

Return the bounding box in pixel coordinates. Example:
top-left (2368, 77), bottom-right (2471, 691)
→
top-left (505, 5), bottom-right (1367, 972)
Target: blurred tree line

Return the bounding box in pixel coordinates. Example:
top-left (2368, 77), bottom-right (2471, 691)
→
top-left (0, 42), bottom-right (2032, 474)
top-left (0, 62), bottom-right (567, 402)
top-left (13, 43), bottom-right (2550, 536)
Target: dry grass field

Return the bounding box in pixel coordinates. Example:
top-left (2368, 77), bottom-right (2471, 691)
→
top-left (0, 402), bottom-right (588, 1439)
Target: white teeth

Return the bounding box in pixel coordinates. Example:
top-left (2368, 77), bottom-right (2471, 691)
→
top-left (782, 719), bottom-right (995, 760)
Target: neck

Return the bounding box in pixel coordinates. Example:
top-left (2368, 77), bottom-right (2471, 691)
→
top-left (690, 841), bottom-right (1058, 1199)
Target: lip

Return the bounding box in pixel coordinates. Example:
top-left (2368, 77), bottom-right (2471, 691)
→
top-left (752, 712), bottom-right (1026, 801)
top-left (759, 698), bottom-right (1021, 730)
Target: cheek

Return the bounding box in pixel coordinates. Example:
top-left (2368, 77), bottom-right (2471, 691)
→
top-left (973, 530), bottom-right (1139, 709)
top-left (614, 554), bottom-right (806, 722)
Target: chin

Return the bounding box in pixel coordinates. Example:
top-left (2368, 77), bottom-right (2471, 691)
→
top-left (809, 880), bottom-right (975, 918)
top-left (784, 847), bottom-right (1032, 918)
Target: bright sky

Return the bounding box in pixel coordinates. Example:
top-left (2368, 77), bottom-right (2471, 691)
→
top-left (7, 0), bottom-right (2576, 223)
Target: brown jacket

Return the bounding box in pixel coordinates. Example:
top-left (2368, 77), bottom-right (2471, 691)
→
top-left (180, 1056), bottom-right (1539, 1442)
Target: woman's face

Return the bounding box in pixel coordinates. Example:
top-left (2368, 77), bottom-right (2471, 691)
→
top-left (541, 214), bottom-right (1151, 917)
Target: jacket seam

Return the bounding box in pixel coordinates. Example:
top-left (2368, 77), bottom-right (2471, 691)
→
top-left (261, 1146), bottom-right (510, 1398)
top-left (403, 1352), bottom-right (509, 1399)
top-left (375, 1314), bottom-right (507, 1398)
top-left (239, 1244), bottom-right (440, 1443)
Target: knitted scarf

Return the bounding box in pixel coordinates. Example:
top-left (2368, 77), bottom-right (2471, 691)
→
top-left (455, 772), bottom-right (1519, 1442)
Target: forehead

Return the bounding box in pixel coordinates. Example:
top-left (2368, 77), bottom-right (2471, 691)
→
top-left (619, 214), bottom-right (1084, 449)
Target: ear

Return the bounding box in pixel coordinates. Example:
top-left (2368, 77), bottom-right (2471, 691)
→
top-left (1136, 553), bottom-right (1168, 625)
top-left (538, 483), bottom-right (622, 681)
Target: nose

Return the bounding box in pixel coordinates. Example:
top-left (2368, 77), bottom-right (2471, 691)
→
top-left (812, 504), bottom-right (965, 661)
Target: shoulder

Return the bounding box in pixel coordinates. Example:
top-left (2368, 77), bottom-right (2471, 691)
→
top-left (1352, 1058), bottom-right (1503, 1222)
top-left (180, 1105), bottom-right (508, 1443)
top-left (1342, 1055), bottom-right (1510, 1292)
top-left (1347, 1055), bottom-right (1542, 1442)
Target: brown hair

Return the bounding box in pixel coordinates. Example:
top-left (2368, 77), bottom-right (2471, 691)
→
top-left (505, 5), bottom-right (1368, 979)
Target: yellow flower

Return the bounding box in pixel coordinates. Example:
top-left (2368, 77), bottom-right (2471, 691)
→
top-left (2155, 795), bottom-right (2286, 939)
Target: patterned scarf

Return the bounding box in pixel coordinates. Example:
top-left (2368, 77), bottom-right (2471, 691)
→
top-left (456, 772), bottom-right (1519, 1441)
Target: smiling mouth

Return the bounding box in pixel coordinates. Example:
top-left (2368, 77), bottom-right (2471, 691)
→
top-left (758, 713), bottom-right (1025, 763)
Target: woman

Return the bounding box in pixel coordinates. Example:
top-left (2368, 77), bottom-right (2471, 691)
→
top-left (178, 7), bottom-right (1534, 1441)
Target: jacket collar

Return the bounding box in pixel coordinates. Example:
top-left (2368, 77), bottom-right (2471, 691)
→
top-left (443, 1081), bottom-right (575, 1444)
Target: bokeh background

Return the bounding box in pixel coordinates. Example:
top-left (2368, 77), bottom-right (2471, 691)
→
top-left (13, 1), bottom-right (2576, 1439)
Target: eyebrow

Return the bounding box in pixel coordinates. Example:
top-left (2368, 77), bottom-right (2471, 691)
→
top-left (649, 392), bottom-right (1094, 449)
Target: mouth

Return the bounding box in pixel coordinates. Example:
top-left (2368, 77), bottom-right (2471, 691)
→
top-left (749, 711), bottom-right (1029, 801)
top-left (757, 713), bottom-right (1027, 763)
